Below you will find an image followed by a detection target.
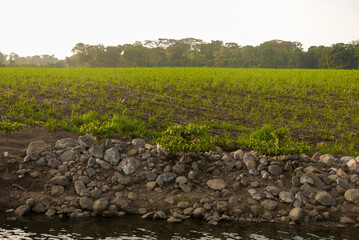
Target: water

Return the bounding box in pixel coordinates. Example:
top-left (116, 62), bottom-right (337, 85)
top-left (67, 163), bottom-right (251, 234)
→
top-left (1, 213), bottom-right (358, 240)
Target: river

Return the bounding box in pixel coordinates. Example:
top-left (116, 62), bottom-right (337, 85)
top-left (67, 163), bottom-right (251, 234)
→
top-left (1, 213), bottom-right (358, 239)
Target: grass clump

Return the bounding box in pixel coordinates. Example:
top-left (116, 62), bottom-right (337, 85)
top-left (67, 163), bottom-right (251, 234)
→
top-left (157, 123), bottom-right (216, 153)
top-left (0, 120), bottom-right (24, 135)
top-left (244, 125), bottom-right (311, 156)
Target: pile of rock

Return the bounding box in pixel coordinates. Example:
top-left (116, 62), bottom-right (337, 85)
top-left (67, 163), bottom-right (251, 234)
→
top-left (10, 134), bottom-right (359, 227)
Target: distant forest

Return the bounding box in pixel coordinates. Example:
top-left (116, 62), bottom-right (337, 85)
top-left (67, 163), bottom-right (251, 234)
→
top-left (1, 38), bottom-right (359, 69)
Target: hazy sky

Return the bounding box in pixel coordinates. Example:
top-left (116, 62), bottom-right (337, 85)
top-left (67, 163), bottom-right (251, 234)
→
top-left (1, 0), bottom-right (358, 59)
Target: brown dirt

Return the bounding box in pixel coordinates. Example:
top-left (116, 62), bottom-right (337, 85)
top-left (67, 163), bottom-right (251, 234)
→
top-left (0, 127), bottom-right (79, 210)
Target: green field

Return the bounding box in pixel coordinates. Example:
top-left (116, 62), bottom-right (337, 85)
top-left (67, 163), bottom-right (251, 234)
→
top-left (1, 68), bottom-right (358, 155)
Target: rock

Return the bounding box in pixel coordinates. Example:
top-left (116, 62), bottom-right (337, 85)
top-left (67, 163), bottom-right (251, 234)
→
top-left (172, 164), bottom-right (185, 174)
top-left (192, 207), bottom-right (206, 218)
top-left (89, 144), bottom-right (104, 159)
top-left (55, 138), bottom-right (77, 149)
top-left (340, 216), bottom-right (356, 224)
top-left (336, 178), bottom-right (353, 190)
top-left (74, 180), bottom-right (86, 195)
top-left (96, 159), bottom-right (111, 170)
top-left (341, 156), bottom-right (354, 163)
top-left (289, 207), bottom-right (303, 223)
top-left (156, 172), bottom-right (177, 186)
top-left (261, 200), bottom-right (278, 210)
top-left (14, 205), bottom-right (31, 216)
top-left (315, 191), bottom-right (336, 206)
top-left (217, 201), bottom-right (229, 212)
top-left (179, 183), bottom-right (191, 192)
top-left (207, 179), bottom-right (226, 190)
top-left (45, 209), bottom-right (56, 217)
top-left (32, 204), bottom-right (46, 213)
top-left (27, 140), bottom-right (48, 155)
top-left (25, 198), bottom-right (36, 207)
top-left (265, 186), bottom-right (281, 196)
top-left (336, 169), bottom-right (347, 179)
top-left (279, 191), bottom-right (295, 203)
top-left (146, 171), bottom-right (157, 181)
top-left (132, 138), bottom-right (146, 147)
top-left (47, 158), bottom-right (61, 168)
top-left (175, 176), bottom-right (188, 184)
top-left (250, 205), bottom-right (263, 216)
top-left (51, 176), bottom-right (69, 186)
top-left (51, 185), bottom-right (64, 196)
top-left (78, 134), bottom-right (96, 148)
top-left (146, 181), bottom-right (156, 190)
top-left (93, 198), bottom-right (108, 214)
top-left (79, 197), bottom-right (93, 210)
top-left (60, 150), bottom-right (75, 162)
top-left (319, 154), bottom-right (335, 165)
top-left (344, 189), bottom-right (359, 204)
top-left (306, 172), bottom-right (325, 189)
top-left (300, 174), bottom-right (314, 185)
top-left (188, 171), bottom-right (195, 180)
top-left (119, 157), bottom-right (140, 174)
top-left (347, 159), bottom-right (359, 173)
top-left (167, 216), bottom-right (182, 223)
top-left (177, 201), bottom-right (191, 209)
top-left (233, 150), bottom-right (244, 160)
top-left (243, 153), bottom-right (256, 171)
top-left (104, 147), bottom-right (120, 166)
top-left (268, 165), bottom-right (282, 176)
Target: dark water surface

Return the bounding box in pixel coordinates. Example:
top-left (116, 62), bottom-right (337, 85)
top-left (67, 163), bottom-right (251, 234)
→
top-left (1, 213), bottom-right (359, 240)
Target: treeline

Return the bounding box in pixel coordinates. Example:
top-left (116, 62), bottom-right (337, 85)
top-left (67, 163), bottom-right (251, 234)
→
top-left (1, 38), bottom-right (359, 69)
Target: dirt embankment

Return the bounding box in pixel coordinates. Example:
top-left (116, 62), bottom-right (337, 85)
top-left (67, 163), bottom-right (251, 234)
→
top-left (1, 127), bottom-right (359, 228)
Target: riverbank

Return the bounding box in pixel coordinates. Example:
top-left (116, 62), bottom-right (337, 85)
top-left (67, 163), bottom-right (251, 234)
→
top-left (1, 127), bottom-right (359, 228)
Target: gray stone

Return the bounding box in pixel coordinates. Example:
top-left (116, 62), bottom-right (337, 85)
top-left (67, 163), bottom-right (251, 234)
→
top-left (261, 199), bottom-right (278, 210)
top-left (217, 201), bottom-right (229, 212)
top-left (243, 153), bottom-right (257, 171)
top-left (35, 157), bottom-right (46, 166)
top-left (177, 201), bottom-right (191, 208)
top-left (344, 189), bottom-right (359, 204)
top-left (279, 191), bottom-right (295, 203)
top-left (188, 171), bottom-right (195, 180)
top-left (55, 138), bottom-right (77, 149)
top-left (79, 196), bottom-right (93, 210)
top-left (51, 185), bottom-right (64, 196)
top-left (93, 198), bottom-right (108, 214)
top-left (45, 209), bottom-right (56, 217)
top-left (60, 150), bottom-right (75, 162)
top-left (27, 140), bottom-right (48, 155)
top-left (319, 154), bottom-right (335, 165)
top-left (119, 157), bottom-right (140, 174)
top-left (104, 147), bottom-right (120, 166)
top-left (175, 176), bottom-right (188, 184)
top-left (74, 180), bottom-right (86, 195)
top-left (192, 207), bottom-right (206, 218)
top-left (132, 138), bottom-right (146, 147)
top-left (300, 174), bottom-right (314, 185)
top-left (172, 164), bottom-right (186, 174)
top-left (265, 186), bottom-right (281, 196)
top-left (78, 134), bottom-right (96, 148)
top-left (341, 156), bottom-right (355, 163)
top-left (156, 172), bottom-right (177, 186)
top-left (233, 150), bottom-right (244, 160)
top-left (89, 144), bottom-right (104, 159)
top-left (96, 159), bottom-right (111, 170)
top-left (336, 178), bottom-right (353, 190)
top-left (268, 165), bottom-right (282, 176)
top-left (87, 157), bottom-right (96, 166)
top-left (315, 191), bottom-right (336, 206)
top-left (234, 161), bottom-right (243, 170)
top-left (32, 204), bottom-right (46, 213)
top-left (179, 183), bottom-right (191, 193)
top-left (14, 205), bottom-right (31, 216)
top-left (51, 176), bottom-right (69, 186)
top-left (347, 159), bottom-right (359, 173)
top-left (91, 188), bottom-right (102, 199)
top-left (47, 158), bottom-right (61, 168)
top-left (207, 179), bottom-right (226, 190)
top-left (289, 207), bottom-right (303, 223)
top-left (146, 171), bottom-right (158, 181)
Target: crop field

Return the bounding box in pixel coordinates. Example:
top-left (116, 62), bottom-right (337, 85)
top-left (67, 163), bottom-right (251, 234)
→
top-left (0, 67), bottom-right (359, 155)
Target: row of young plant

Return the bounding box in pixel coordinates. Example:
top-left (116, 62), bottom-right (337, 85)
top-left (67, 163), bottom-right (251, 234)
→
top-left (0, 68), bottom-right (358, 155)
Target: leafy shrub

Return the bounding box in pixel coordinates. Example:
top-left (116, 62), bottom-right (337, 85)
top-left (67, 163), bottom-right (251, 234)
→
top-left (0, 120), bottom-right (24, 135)
top-left (246, 125), bottom-right (311, 155)
top-left (157, 123), bottom-right (216, 153)
top-left (79, 120), bottom-right (114, 140)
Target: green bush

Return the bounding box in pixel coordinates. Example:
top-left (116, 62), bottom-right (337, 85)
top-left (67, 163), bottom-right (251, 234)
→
top-left (79, 119), bottom-right (114, 140)
top-left (0, 120), bottom-right (24, 135)
top-left (157, 123), bottom-right (216, 153)
top-left (246, 125), bottom-right (311, 155)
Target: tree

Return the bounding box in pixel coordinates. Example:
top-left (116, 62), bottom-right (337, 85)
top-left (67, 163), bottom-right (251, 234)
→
top-left (327, 43), bottom-right (356, 69)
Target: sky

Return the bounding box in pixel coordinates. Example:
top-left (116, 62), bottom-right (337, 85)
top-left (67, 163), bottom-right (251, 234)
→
top-left (1, 0), bottom-right (359, 59)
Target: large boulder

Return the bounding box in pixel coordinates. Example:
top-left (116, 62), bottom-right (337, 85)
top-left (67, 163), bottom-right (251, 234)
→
top-left (26, 140), bottom-right (48, 155)
top-left (55, 138), bottom-right (77, 149)
top-left (78, 134), bottom-right (96, 148)
top-left (315, 191), bottom-right (336, 206)
top-left (104, 147), bottom-right (120, 166)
